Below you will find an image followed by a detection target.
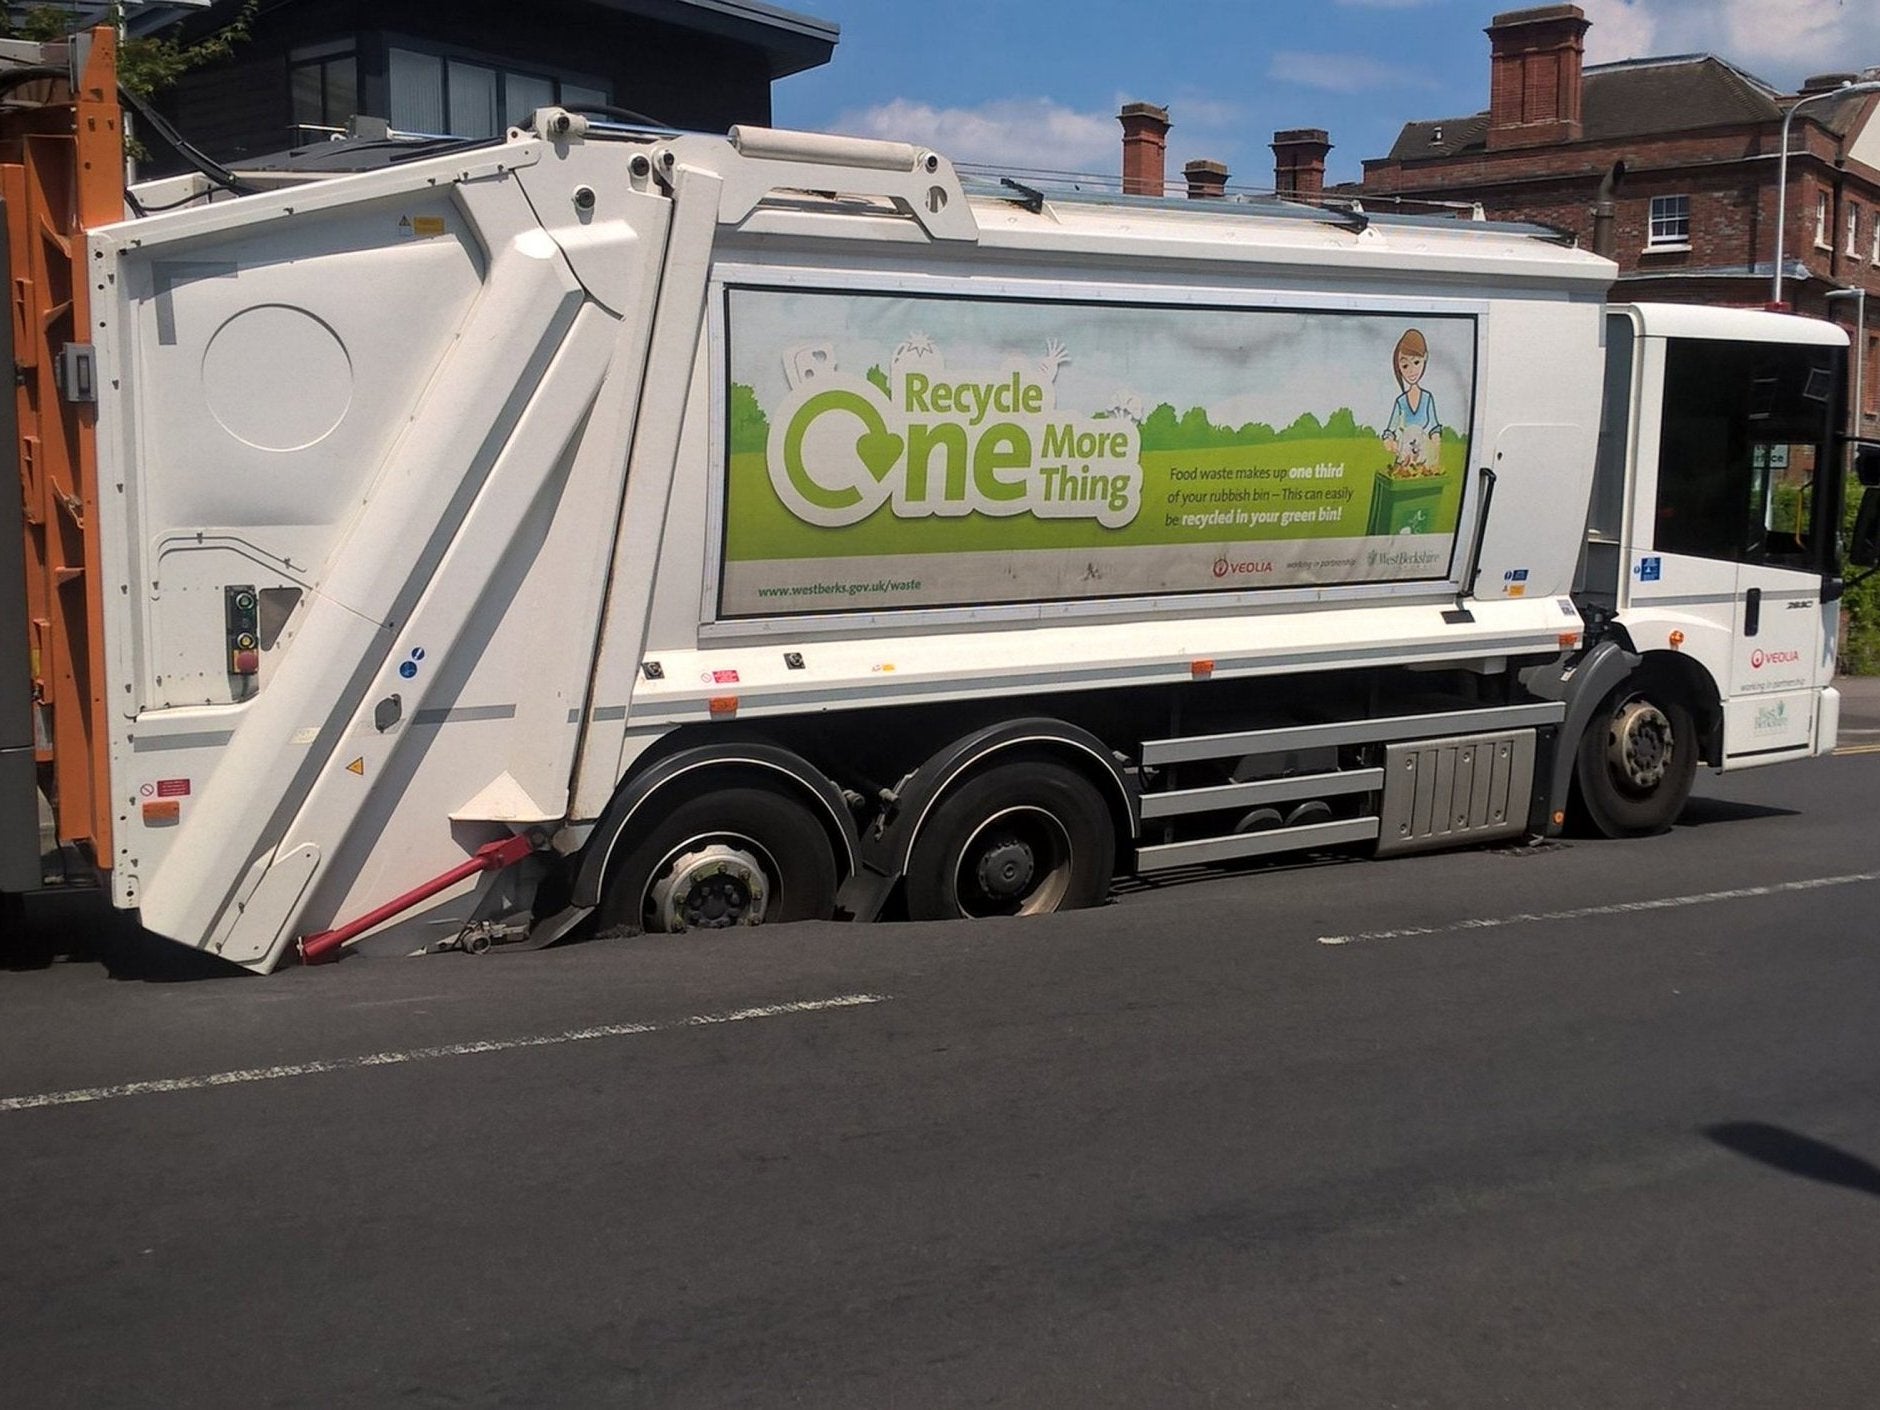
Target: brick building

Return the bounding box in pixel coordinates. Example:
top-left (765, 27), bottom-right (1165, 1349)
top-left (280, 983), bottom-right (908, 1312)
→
top-left (1359, 5), bottom-right (1880, 435)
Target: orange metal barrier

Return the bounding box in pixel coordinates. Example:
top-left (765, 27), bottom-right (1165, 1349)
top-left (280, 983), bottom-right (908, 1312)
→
top-left (3, 28), bottom-right (122, 869)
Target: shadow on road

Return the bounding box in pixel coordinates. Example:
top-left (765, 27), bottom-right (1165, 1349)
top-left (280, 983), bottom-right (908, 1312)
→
top-left (1676, 796), bottom-right (1801, 828)
top-left (1703, 1122), bottom-right (1880, 1199)
top-left (4, 888), bottom-right (247, 983)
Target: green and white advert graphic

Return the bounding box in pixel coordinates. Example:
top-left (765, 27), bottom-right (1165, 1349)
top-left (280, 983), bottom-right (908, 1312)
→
top-left (720, 289), bottom-right (1476, 617)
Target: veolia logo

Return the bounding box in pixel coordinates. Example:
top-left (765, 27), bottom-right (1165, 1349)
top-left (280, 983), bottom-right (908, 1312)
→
top-left (1749, 648), bottom-right (1801, 670)
top-left (768, 363), bottom-right (1143, 530)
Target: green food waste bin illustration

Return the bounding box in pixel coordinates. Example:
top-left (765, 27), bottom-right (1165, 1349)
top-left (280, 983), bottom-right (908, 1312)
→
top-left (1365, 470), bottom-right (1446, 536)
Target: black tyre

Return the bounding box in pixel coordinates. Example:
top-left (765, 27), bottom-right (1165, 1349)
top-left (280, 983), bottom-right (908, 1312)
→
top-left (595, 784), bottom-right (839, 935)
top-left (904, 757), bottom-right (1116, 922)
top-left (1572, 683), bottom-right (1698, 838)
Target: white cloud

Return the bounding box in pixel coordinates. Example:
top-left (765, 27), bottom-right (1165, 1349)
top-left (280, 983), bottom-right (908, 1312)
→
top-left (1580, 0), bottom-right (1880, 85)
top-left (1166, 93), bottom-right (1244, 129)
top-left (1579, 0), bottom-right (1659, 66)
top-left (1718, 0), bottom-right (1850, 72)
top-left (1267, 50), bottom-right (1441, 95)
top-left (824, 97), bottom-right (1118, 171)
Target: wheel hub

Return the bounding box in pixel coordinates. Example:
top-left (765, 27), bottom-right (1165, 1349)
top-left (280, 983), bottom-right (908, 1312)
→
top-left (1608, 700), bottom-right (1673, 790)
top-left (975, 836), bottom-right (1036, 900)
top-left (955, 806), bottom-right (1075, 917)
top-left (647, 844), bottom-right (769, 932)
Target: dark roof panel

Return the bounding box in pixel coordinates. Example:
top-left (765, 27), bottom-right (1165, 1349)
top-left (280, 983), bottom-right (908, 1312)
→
top-left (1581, 55), bottom-right (1781, 138)
top-left (194, 0), bottom-right (838, 79)
top-left (591, 0), bottom-right (839, 78)
top-left (1387, 113), bottom-right (1488, 161)
top-left (1809, 86), bottom-right (1880, 138)
top-left (1384, 54), bottom-right (1789, 162)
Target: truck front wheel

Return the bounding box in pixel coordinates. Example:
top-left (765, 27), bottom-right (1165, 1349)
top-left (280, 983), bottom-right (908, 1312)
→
top-left (903, 758), bottom-right (1116, 921)
top-left (1572, 684), bottom-right (1697, 838)
top-left (595, 784), bottom-right (839, 935)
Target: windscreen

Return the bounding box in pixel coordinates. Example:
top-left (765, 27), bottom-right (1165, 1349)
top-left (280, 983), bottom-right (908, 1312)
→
top-left (1654, 337), bottom-right (1843, 574)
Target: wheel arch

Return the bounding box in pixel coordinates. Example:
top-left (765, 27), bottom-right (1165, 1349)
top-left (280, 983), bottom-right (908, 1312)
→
top-left (1632, 648), bottom-right (1725, 765)
top-left (844, 718), bottom-right (1137, 922)
top-left (1524, 638), bottom-right (1641, 832)
top-left (570, 744), bottom-right (859, 912)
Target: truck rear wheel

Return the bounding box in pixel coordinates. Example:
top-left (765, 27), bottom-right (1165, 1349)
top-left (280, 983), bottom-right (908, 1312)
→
top-left (595, 784), bottom-right (838, 935)
top-left (1572, 684), bottom-right (1697, 838)
top-left (903, 758), bottom-right (1115, 921)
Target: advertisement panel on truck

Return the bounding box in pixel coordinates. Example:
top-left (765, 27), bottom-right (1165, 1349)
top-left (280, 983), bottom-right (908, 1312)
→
top-left (718, 288), bottom-right (1479, 617)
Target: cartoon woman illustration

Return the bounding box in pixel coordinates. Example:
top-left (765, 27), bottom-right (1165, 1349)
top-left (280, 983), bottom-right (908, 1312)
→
top-left (1382, 328), bottom-right (1442, 475)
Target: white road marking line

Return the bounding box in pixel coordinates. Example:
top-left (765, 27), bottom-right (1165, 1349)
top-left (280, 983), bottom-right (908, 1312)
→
top-left (1317, 871), bottom-right (1880, 947)
top-left (0, 993), bottom-right (891, 1114)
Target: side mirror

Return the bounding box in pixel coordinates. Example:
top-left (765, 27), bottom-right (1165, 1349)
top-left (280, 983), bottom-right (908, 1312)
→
top-left (1851, 486), bottom-right (1880, 568)
top-left (1856, 444), bottom-right (1880, 490)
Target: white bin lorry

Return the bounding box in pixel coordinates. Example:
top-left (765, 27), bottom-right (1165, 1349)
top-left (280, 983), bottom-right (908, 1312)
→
top-left (6, 52), bottom-right (1878, 968)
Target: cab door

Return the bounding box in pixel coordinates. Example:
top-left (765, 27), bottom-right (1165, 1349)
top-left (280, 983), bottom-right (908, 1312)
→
top-left (1648, 336), bottom-right (1839, 765)
top-left (1729, 438), bottom-right (1829, 758)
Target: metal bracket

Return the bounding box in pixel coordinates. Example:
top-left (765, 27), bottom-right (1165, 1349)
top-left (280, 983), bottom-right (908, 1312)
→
top-left (999, 176), bottom-right (1045, 214)
top-left (55, 343), bottom-right (96, 403)
top-left (659, 128), bottom-right (980, 243)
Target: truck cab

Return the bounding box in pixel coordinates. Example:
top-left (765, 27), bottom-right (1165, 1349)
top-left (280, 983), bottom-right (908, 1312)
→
top-left (1578, 303), bottom-right (1850, 796)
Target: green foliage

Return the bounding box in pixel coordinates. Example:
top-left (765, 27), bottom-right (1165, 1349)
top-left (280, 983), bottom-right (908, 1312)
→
top-left (11, 5), bottom-right (67, 42)
top-left (1, 2), bottom-right (257, 98)
top-left (728, 383), bottom-right (769, 455)
top-left (1768, 480), bottom-right (1804, 536)
top-left (1840, 474), bottom-right (1880, 675)
top-left (118, 0), bottom-right (257, 101)
top-left (1138, 402), bottom-right (1375, 453)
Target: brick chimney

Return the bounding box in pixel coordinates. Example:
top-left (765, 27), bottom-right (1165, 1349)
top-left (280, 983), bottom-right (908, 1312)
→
top-left (1183, 159), bottom-right (1228, 199)
top-left (1485, 5), bottom-right (1591, 150)
top-left (1271, 129), bottom-right (1332, 199)
top-left (1119, 102), bottom-right (1170, 196)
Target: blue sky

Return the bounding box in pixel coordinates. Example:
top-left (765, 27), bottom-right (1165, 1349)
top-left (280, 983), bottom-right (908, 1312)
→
top-left (771, 0), bottom-right (1880, 189)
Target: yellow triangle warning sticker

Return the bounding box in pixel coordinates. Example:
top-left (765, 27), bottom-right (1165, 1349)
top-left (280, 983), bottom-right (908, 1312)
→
top-left (345, 757), bottom-right (365, 776)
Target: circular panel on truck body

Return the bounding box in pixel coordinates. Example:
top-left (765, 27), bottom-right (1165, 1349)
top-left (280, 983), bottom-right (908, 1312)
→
top-left (202, 304), bottom-right (353, 452)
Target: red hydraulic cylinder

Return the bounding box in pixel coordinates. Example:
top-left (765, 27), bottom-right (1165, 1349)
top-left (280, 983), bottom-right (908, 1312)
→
top-left (298, 834), bottom-right (536, 964)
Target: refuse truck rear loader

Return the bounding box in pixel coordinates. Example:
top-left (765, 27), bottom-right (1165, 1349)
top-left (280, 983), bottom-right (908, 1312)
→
top-left (6, 36), bottom-right (1878, 969)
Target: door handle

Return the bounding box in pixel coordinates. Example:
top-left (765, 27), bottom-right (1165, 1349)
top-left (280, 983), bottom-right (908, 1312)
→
top-left (1744, 586), bottom-right (1761, 637)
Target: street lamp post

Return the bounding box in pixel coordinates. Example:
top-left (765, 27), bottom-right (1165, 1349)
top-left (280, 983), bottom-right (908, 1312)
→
top-left (1771, 77), bottom-right (1880, 309)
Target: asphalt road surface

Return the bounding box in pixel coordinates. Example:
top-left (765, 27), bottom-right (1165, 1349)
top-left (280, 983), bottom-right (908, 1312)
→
top-left (5, 714), bottom-right (1880, 1407)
